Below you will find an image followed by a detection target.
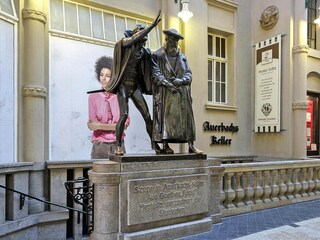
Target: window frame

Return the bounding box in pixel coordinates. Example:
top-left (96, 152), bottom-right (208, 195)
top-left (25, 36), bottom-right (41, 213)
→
top-left (0, 16), bottom-right (18, 163)
top-left (307, 0), bottom-right (318, 49)
top-left (49, 0), bottom-right (161, 50)
top-left (0, 0), bottom-right (18, 21)
top-left (208, 33), bottom-right (228, 104)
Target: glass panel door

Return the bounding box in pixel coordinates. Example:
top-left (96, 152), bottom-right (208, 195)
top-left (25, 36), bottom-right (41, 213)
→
top-left (307, 94), bottom-right (319, 156)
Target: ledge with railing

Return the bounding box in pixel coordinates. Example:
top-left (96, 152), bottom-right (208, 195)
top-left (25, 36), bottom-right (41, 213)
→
top-left (1, 157), bottom-right (320, 239)
top-left (220, 159), bottom-right (320, 217)
top-left (0, 160), bottom-right (94, 240)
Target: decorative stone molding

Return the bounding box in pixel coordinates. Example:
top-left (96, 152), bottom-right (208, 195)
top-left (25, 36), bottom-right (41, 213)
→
top-left (260, 5), bottom-right (279, 30)
top-left (307, 71), bottom-right (320, 79)
top-left (292, 101), bottom-right (308, 110)
top-left (50, 31), bottom-right (115, 48)
top-left (293, 45), bottom-right (309, 54)
top-left (23, 85), bottom-right (47, 99)
top-left (207, 0), bottom-right (238, 11)
top-left (205, 103), bottom-right (238, 111)
top-left (89, 172), bottom-right (121, 185)
top-left (22, 9), bottom-right (47, 24)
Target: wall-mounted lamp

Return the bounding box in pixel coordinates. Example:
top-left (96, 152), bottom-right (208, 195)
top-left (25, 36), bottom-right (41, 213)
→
top-left (177, 0), bottom-right (193, 22)
top-left (315, 7), bottom-right (320, 24)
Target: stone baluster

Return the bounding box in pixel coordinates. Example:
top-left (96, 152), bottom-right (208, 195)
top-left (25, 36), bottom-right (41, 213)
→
top-left (234, 172), bottom-right (245, 207)
top-left (293, 168), bottom-right (302, 198)
top-left (0, 174), bottom-right (5, 224)
top-left (253, 171), bottom-right (263, 204)
top-left (220, 175), bottom-right (226, 210)
top-left (220, 190), bottom-right (226, 209)
top-left (262, 170), bottom-right (271, 203)
top-left (72, 168), bottom-right (84, 239)
top-left (244, 171), bottom-right (254, 205)
top-left (307, 167), bottom-right (315, 197)
top-left (278, 169), bottom-right (287, 200)
top-left (313, 167), bottom-right (320, 195)
top-left (285, 169), bottom-right (294, 200)
top-left (300, 168), bottom-right (309, 197)
top-left (223, 173), bottom-right (236, 209)
top-left (270, 170), bottom-right (279, 202)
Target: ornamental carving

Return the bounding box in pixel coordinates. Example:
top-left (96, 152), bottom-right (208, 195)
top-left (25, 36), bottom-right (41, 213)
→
top-left (23, 86), bottom-right (47, 99)
top-left (293, 45), bottom-right (309, 54)
top-left (260, 5), bottom-right (279, 30)
top-left (292, 101), bottom-right (308, 110)
top-left (22, 9), bottom-right (47, 24)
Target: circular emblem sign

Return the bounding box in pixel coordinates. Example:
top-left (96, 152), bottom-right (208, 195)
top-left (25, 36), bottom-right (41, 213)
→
top-left (260, 5), bottom-right (279, 30)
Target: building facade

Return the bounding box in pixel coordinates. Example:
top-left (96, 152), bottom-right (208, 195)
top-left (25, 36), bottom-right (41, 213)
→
top-left (3, 1), bottom-right (320, 239)
top-left (0, 0), bottom-right (319, 163)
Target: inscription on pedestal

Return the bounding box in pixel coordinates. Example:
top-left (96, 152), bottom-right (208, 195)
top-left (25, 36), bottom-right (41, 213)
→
top-left (127, 174), bottom-right (208, 225)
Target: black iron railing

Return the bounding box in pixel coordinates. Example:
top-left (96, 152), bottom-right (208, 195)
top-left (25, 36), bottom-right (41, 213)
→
top-left (0, 176), bottom-right (94, 234)
top-left (0, 184), bottom-right (86, 213)
top-left (65, 177), bottom-right (94, 234)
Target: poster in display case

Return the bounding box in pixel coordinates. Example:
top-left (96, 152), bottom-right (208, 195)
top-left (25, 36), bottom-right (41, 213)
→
top-left (254, 35), bottom-right (281, 133)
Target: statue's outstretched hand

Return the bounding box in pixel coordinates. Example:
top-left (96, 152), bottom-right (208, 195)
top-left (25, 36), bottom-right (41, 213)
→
top-left (152, 9), bottom-right (162, 27)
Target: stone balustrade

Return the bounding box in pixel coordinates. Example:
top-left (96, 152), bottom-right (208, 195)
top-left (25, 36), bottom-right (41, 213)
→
top-left (220, 159), bottom-right (320, 216)
top-left (1, 158), bottom-right (320, 239)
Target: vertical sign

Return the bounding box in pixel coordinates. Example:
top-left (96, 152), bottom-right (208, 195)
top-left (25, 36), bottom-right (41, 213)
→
top-left (255, 35), bottom-right (281, 132)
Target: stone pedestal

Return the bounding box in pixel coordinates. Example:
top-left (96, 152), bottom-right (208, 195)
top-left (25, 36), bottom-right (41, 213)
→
top-left (89, 154), bottom-right (223, 240)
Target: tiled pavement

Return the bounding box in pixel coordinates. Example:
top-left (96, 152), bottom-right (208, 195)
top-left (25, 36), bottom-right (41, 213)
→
top-left (179, 199), bottom-right (320, 240)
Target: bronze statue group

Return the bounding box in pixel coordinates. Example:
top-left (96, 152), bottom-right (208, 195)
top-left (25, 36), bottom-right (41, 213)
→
top-left (89, 10), bottom-right (202, 157)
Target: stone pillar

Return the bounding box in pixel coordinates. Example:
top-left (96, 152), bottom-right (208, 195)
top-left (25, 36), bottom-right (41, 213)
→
top-left (208, 165), bottom-right (224, 223)
top-left (162, 0), bottom-right (184, 55)
top-left (6, 172), bottom-right (29, 220)
top-left (163, 0), bottom-right (181, 30)
top-left (292, 1), bottom-right (308, 158)
top-left (22, 0), bottom-right (47, 162)
top-left (89, 161), bottom-right (120, 240)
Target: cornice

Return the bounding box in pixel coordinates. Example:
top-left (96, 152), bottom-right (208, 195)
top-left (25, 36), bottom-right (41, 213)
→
top-left (206, 0), bottom-right (238, 11)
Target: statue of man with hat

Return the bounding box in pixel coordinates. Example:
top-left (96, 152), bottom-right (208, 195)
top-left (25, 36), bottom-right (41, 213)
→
top-left (151, 28), bottom-right (202, 154)
top-left (104, 10), bottom-right (162, 155)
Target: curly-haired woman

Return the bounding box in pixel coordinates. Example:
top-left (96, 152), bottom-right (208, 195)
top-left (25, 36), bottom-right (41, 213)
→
top-left (88, 56), bottom-right (130, 159)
